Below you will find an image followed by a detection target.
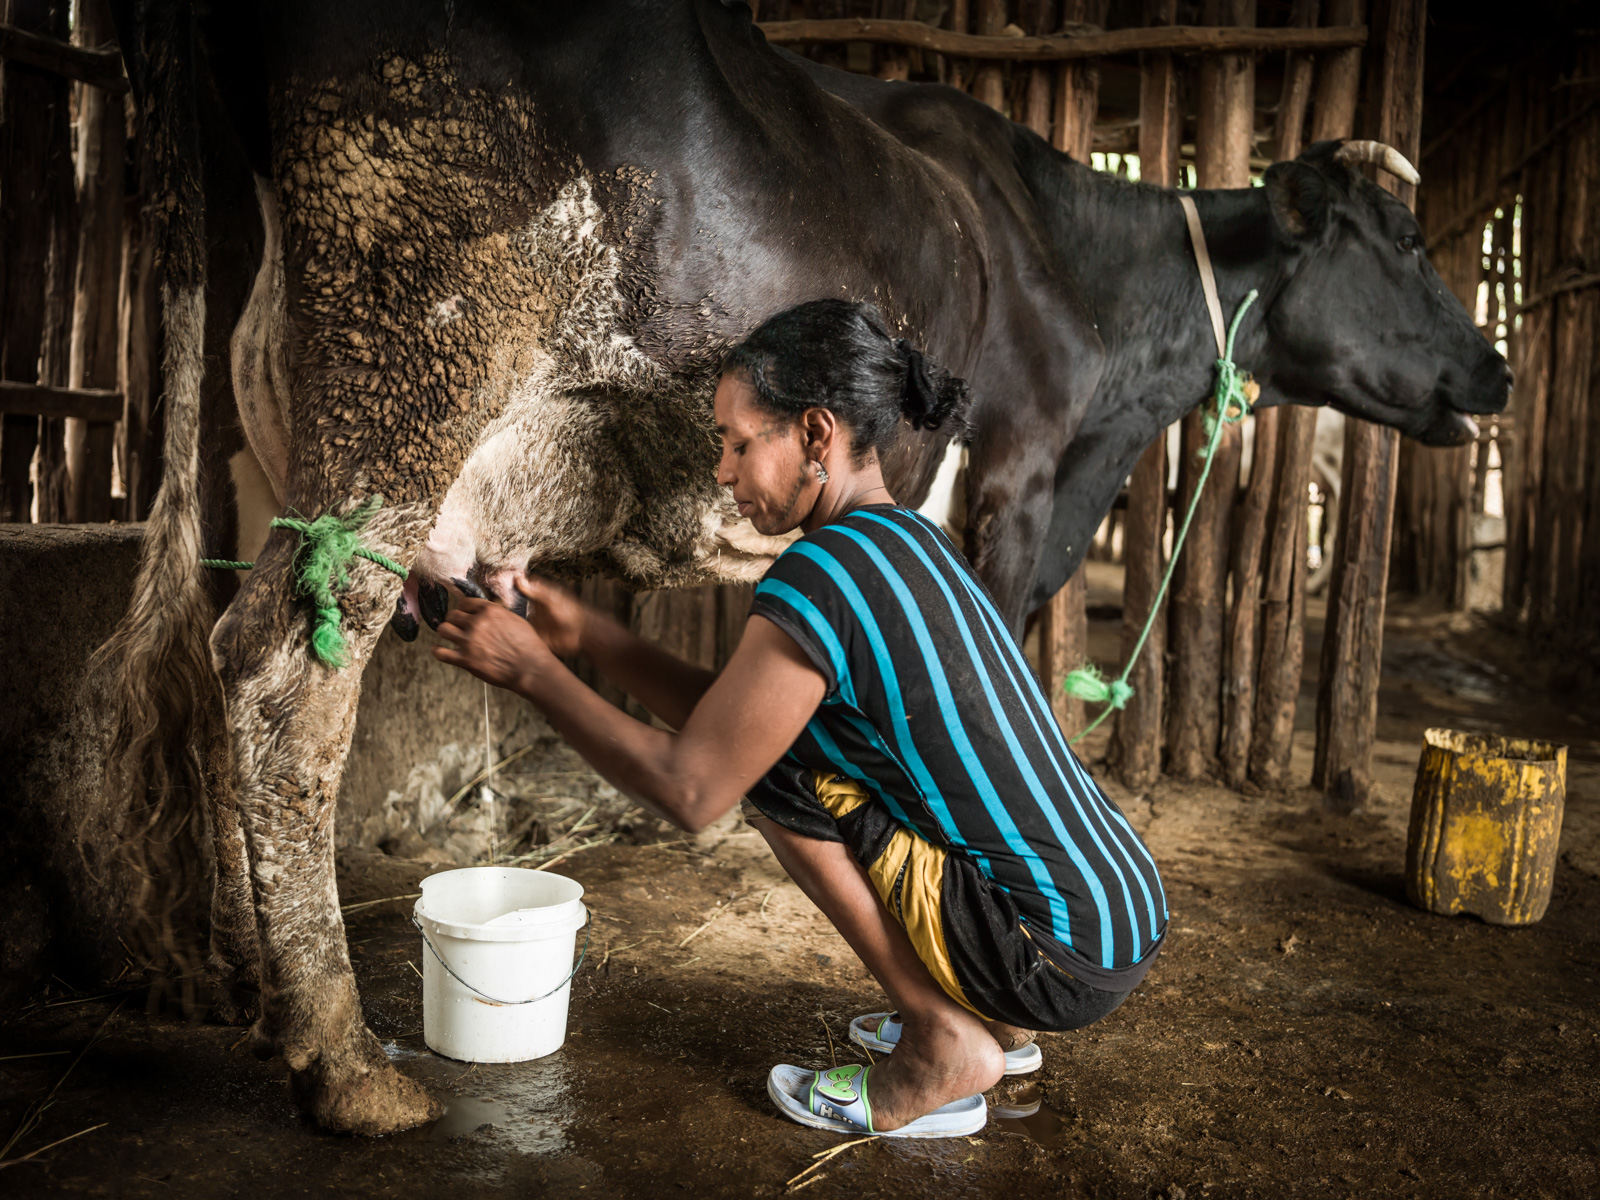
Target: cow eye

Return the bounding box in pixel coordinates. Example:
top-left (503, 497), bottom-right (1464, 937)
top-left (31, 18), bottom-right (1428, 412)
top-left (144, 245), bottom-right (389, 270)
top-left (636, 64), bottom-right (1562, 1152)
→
top-left (1397, 234), bottom-right (1419, 254)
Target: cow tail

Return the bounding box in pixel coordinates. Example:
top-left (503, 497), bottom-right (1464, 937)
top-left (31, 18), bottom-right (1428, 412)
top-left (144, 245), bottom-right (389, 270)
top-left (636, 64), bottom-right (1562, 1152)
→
top-left (94, 0), bottom-right (220, 1008)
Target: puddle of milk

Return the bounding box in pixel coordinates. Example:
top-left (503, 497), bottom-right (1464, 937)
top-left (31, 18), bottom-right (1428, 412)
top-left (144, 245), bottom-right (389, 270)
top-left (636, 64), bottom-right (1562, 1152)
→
top-left (991, 1083), bottom-right (1068, 1148)
top-left (385, 1041), bottom-right (571, 1155)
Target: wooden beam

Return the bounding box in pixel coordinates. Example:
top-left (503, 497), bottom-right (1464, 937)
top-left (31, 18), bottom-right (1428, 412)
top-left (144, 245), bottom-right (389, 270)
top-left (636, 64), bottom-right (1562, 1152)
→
top-left (1517, 269), bottom-right (1600, 314)
top-left (757, 19), bottom-right (1365, 61)
top-left (0, 381), bottom-right (123, 422)
top-left (0, 21), bottom-right (126, 92)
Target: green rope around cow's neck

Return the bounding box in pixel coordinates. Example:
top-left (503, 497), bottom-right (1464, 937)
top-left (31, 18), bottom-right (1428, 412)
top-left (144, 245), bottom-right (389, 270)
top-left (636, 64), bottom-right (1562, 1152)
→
top-left (1061, 288), bottom-right (1259, 745)
top-left (200, 495), bottom-right (409, 669)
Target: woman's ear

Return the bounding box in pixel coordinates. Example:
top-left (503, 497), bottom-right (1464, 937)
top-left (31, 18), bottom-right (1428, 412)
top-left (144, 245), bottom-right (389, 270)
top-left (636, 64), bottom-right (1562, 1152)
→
top-left (800, 407), bottom-right (837, 458)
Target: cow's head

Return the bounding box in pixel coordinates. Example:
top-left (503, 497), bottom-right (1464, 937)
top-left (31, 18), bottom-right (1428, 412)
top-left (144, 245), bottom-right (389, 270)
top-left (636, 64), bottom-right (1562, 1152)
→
top-left (1257, 139), bottom-right (1510, 446)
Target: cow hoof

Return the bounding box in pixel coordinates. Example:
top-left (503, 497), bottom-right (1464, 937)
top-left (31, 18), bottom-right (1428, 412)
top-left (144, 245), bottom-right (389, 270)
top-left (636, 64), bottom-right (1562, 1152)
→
top-left (290, 1031), bottom-right (442, 1136)
top-left (205, 950), bottom-right (261, 1026)
top-left (418, 581), bottom-right (449, 630)
top-left (389, 598), bottom-right (419, 643)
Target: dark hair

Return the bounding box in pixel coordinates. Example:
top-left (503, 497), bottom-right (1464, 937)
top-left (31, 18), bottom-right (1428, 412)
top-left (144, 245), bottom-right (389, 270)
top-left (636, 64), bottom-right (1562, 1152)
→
top-left (721, 299), bottom-right (971, 462)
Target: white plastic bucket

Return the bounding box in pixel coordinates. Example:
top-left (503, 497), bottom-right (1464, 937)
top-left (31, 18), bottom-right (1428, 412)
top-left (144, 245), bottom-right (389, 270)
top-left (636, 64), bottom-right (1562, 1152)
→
top-left (413, 866), bottom-right (588, 1063)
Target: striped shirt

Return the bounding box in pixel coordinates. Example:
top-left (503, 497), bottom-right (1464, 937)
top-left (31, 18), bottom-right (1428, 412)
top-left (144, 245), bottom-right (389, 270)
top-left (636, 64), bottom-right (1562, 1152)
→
top-left (749, 505), bottom-right (1166, 989)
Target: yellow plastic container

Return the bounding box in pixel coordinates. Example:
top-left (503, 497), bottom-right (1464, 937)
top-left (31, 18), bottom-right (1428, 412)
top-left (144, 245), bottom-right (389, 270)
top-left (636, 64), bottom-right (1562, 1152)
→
top-left (1405, 729), bottom-right (1568, 926)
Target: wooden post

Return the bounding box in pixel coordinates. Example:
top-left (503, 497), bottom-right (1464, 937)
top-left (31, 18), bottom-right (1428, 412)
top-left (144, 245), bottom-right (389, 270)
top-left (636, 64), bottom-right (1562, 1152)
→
top-left (1312, 0), bottom-right (1425, 808)
top-left (970, 0), bottom-right (1007, 111)
top-left (64, 0), bottom-right (122, 523)
top-left (1034, 0), bottom-right (1105, 741)
top-left (1538, 64), bottom-right (1598, 640)
top-left (1108, 0), bottom-right (1179, 790)
top-left (0, 0), bottom-right (72, 520)
top-left (1250, 0), bottom-right (1361, 791)
top-left (1020, 0), bottom-right (1056, 137)
top-left (1220, 405), bottom-right (1279, 789)
top-left (1165, 0), bottom-right (1254, 782)
top-left (1050, 0), bottom-right (1110, 158)
top-left (874, 0), bottom-right (915, 81)
top-left (944, 0), bottom-right (971, 90)
top-left (1502, 71), bottom-right (1559, 624)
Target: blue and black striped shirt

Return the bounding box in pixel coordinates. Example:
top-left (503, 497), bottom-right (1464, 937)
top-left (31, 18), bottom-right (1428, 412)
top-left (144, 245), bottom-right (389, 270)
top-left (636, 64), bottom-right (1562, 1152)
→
top-left (750, 505), bottom-right (1167, 989)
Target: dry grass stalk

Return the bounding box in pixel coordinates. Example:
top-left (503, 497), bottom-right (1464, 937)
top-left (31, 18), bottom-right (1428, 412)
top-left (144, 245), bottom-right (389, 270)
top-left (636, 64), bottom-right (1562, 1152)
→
top-left (784, 1135), bottom-right (874, 1189)
top-left (0, 1122), bottom-right (110, 1169)
top-left (819, 1010), bottom-right (838, 1068)
top-left (678, 892), bottom-right (750, 947)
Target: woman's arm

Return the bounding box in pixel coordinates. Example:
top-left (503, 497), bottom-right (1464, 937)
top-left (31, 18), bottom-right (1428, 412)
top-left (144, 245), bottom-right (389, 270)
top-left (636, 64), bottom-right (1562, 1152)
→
top-left (433, 598), bottom-right (825, 832)
top-left (521, 577), bottom-right (715, 729)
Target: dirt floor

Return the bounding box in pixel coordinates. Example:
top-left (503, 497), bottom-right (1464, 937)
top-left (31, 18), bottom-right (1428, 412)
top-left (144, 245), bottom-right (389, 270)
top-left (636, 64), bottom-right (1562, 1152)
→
top-left (4, 593), bottom-right (1598, 1199)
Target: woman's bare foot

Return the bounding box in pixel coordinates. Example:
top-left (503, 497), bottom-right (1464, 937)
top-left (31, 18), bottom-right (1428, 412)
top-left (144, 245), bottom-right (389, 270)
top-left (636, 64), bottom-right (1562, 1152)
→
top-left (988, 1020), bottom-right (1037, 1052)
top-left (861, 1004), bottom-right (1004, 1131)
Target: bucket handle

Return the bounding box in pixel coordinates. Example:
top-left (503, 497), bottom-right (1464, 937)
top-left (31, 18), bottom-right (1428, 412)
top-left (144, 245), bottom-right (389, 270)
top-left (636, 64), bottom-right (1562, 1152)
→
top-left (410, 906), bottom-right (591, 1007)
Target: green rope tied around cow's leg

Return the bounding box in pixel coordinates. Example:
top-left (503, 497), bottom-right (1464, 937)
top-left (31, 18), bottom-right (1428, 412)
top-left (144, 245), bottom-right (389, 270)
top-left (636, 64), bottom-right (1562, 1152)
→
top-left (1062, 288), bottom-right (1259, 746)
top-left (200, 495), bottom-right (409, 669)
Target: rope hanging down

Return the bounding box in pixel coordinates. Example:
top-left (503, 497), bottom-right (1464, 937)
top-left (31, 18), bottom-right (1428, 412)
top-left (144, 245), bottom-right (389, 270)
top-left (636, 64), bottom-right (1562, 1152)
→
top-left (1060, 287), bottom-right (1259, 745)
top-left (201, 496), bottom-right (408, 669)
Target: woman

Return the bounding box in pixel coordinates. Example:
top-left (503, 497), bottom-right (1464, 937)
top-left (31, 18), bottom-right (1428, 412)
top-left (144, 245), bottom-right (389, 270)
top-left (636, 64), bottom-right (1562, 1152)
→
top-left (434, 299), bottom-right (1166, 1137)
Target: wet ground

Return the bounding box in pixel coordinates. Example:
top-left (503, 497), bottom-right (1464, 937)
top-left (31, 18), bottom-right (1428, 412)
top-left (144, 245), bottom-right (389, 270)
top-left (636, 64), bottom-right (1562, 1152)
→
top-left (3, 602), bottom-right (1597, 1199)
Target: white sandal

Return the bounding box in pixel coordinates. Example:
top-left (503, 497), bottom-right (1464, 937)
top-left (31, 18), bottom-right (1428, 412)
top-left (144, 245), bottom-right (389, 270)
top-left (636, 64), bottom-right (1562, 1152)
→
top-left (766, 1063), bottom-right (987, 1138)
top-left (848, 1011), bottom-right (1043, 1076)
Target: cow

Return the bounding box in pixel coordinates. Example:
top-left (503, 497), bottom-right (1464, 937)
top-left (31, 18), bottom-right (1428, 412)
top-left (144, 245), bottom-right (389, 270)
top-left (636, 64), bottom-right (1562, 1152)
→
top-left (99, 0), bottom-right (1505, 1135)
top-left (798, 61), bottom-right (1509, 611)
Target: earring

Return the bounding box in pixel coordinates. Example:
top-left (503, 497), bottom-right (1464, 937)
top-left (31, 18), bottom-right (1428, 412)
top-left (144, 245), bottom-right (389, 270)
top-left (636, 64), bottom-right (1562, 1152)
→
top-left (814, 461), bottom-right (829, 484)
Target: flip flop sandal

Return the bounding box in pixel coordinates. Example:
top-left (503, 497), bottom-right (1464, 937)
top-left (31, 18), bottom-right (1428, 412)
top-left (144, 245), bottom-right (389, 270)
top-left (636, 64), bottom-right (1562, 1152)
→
top-left (848, 1012), bottom-right (1043, 1076)
top-left (766, 1063), bottom-right (987, 1139)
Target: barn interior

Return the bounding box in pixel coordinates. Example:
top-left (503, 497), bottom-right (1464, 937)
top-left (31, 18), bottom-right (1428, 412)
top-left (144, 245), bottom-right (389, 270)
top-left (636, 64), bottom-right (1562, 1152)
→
top-left (2, 1), bottom-right (1597, 1197)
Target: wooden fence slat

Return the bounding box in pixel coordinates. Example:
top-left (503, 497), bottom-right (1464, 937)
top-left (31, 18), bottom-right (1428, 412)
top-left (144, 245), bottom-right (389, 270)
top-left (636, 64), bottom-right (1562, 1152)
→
top-left (64, 0), bottom-right (123, 523)
top-left (1312, 0), bottom-right (1425, 808)
top-left (757, 18), bottom-right (1366, 60)
top-left (1034, 0), bottom-right (1105, 742)
top-left (1250, 0), bottom-right (1363, 791)
top-left (1165, 0), bottom-right (1255, 783)
top-left (1108, 0), bottom-right (1179, 790)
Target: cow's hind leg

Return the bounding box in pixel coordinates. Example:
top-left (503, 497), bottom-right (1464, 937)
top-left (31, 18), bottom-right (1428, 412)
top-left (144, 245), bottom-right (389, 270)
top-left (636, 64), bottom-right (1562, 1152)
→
top-left (206, 748), bottom-right (263, 1024)
top-left (211, 502), bottom-right (439, 1134)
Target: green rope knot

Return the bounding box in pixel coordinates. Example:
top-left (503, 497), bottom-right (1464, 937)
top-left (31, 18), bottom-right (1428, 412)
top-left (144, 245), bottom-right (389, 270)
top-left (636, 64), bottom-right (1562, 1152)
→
top-left (1061, 664), bottom-right (1135, 710)
top-left (271, 496), bottom-right (407, 669)
top-left (1063, 288), bottom-right (1259, 746)
top-left (202, 496), bottom-right (409, 669)
top-left (1200, 289), bottom-right (1260, 442)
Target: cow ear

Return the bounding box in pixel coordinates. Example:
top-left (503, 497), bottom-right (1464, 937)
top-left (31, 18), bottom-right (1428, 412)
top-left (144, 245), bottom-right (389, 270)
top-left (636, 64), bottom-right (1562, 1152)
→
top-left (1265, 161), bottom-right (1330, 240)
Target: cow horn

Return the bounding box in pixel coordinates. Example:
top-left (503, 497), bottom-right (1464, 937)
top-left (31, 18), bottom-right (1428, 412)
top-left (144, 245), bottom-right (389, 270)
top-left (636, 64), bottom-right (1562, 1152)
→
top-left (1332, 140), bottom-right (1421, 186)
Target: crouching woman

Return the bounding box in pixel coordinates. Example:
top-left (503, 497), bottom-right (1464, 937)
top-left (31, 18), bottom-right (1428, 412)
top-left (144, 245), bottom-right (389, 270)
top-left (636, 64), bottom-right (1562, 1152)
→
top-left (433, 299), bottom-right (1166, 1137)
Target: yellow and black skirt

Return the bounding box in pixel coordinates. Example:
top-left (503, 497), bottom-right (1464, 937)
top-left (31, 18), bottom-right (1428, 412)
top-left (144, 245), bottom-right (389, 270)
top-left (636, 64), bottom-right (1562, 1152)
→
top-left (744, 763), bottom-right (1136, 1033)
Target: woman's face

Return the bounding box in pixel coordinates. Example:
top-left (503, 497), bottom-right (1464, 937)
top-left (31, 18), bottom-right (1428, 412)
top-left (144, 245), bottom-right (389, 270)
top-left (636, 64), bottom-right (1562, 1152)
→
top-left (714, 372), bottom-right (819, 536)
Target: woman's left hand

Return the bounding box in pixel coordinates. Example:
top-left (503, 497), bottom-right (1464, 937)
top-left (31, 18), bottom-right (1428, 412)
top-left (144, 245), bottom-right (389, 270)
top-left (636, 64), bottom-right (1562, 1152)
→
top-left (432, 597), bottom-right (553, 691)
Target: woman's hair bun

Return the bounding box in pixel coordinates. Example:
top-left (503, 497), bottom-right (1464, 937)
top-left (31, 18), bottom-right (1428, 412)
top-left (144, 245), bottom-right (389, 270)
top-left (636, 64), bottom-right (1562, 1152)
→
top-left (894, 337), bottom-right (971, 434)
top-left (722, 299), bottom-right (972, 462)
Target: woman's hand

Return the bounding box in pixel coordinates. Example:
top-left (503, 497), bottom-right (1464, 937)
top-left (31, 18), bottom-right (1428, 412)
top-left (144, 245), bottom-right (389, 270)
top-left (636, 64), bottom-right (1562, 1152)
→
top-left (516, 575), bottom-right (589, 658)
top-left (432, 597), bottom-right (553, 691)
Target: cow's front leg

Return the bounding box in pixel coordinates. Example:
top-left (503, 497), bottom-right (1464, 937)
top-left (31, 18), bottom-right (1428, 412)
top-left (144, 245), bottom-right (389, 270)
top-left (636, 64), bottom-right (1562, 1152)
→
top-left (211, 500), bottom-right (440, 1135)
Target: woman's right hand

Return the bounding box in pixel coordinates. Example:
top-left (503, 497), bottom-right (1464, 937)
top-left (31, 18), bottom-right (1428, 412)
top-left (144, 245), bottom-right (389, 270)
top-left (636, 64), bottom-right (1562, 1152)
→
top-left (516, 575), bottom-right (590, 658)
